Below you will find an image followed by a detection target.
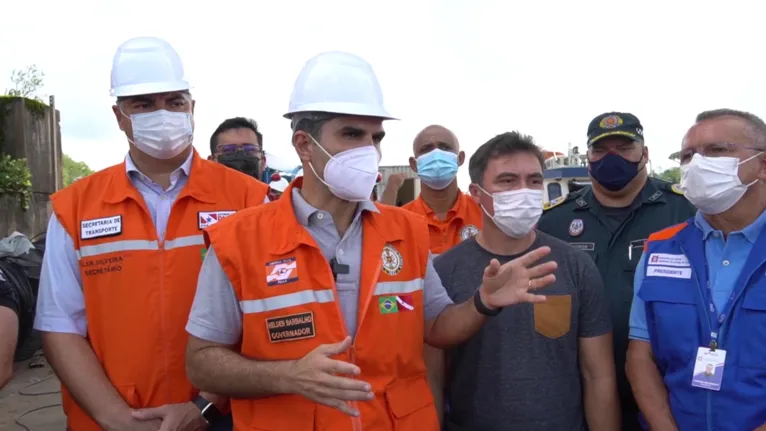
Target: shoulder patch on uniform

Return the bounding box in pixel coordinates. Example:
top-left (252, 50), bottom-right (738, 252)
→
top-left (670, 183), bottom-right (684, 195)
top-left (544, 195), bottom-right (567, 211)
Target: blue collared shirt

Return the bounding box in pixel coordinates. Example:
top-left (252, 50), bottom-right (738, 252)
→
top-left (629, 209), bottom-right (766, 341)
top-left (33, 152), bottom-right (193, 336)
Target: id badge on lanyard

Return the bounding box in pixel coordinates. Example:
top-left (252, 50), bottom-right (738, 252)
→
top-left (691, 256), bottom-right (734, 392)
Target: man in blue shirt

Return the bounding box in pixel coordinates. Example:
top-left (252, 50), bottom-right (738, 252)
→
top-left (626, 108), bottom-right (766, 431)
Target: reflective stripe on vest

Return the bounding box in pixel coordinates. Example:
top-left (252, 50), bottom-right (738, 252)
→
top-left (239, 279), bottom-right (424, 314)
top-left (75, 234), bottom-right (204, 259)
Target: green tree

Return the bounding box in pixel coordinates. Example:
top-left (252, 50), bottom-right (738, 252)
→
top-left (63, 154), bottom-right (94, 186)
top-left (654, 166), bottom-right (681, 183)
top-left (5, 65), bottom-right (45, 100)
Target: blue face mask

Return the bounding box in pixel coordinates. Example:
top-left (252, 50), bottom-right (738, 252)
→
top-left (589, 152), bottom-right (643, 191)
top-left (416, 149), bottom-right (459, 190)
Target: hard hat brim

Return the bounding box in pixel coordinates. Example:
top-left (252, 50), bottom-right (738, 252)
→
top-left (270, 180), bottom-right (289, 193)
top-left (111, 80), bottom-right (191, 98)
top-left (283, 102), bottom-right (397, 120)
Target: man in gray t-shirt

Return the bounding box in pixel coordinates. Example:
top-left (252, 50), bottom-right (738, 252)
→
top-left (433, 132), bottom-right (619, 431)
top-left (435, 233), bottom-right (613, 430)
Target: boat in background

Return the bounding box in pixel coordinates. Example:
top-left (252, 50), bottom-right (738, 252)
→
top-left (543, 143), bottom-right (591, 205)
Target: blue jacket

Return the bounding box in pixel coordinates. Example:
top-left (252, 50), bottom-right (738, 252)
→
top-left (639, 220), bottom-right (766, 431)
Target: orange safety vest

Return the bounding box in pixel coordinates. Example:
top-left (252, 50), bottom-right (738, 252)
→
top-left (50, 151), bottom-right (269, 431)
top-left (206, 178), bottom-right (439, 431)
top-left (402, 192), bottom-right (483, 255)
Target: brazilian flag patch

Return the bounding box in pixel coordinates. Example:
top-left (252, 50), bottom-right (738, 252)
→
top-left (200, 247), bottom-right (208, 261)
top-left (378, 296), bottom-right (399, 314)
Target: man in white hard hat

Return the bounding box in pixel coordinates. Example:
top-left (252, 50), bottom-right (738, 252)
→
top-left (35, 36), bottom-right (268, 431)
top-left (268, 176), bottom-right (289, 201)
top-left (184, 51), bottom-right (559, 430)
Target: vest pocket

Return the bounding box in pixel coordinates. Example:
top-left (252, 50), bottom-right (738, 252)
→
top-left (533, 294), bottom-right (572, 339)
top-left (737, 288), bottom-right (766, 369)
top-left (639, 282), bottom-right (698, 363)
top-left (249, 395), bottom-right (316, 430)
top-left (385, 375), bottom-right (439, 431)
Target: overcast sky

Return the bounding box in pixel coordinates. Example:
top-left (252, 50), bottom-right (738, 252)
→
top-left (2, 0), bottom-right (764, 187)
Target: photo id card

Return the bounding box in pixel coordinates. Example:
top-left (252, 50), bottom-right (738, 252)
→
top-left (691, 347), bottom-right (726, 391)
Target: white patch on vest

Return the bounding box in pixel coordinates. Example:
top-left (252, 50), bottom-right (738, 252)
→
top-left (648, 253), bottom-right (690, 267)
top-left (198, 211), bottom-right (236, 229)
top-left (646, 265), bottom-right (692, 279)
top-left (460, 225), bottom-right (479, 240)
top-left (381, 244), bottom-right (404, 276)
top-left (80, 215), bottom-right (122, 240)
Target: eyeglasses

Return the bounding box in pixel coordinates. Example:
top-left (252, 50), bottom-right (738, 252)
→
top-left (678, 142), bottom-right (762, 164)
top-left (217, 144), bottom-right (261, 156)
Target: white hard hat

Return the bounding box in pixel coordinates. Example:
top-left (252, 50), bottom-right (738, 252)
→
top-left (269, 178), bottom-right (289, 193)
top-left (284, 51), bottom-right (396, 120)
top-left (110, 37), bottom-right (190, 97)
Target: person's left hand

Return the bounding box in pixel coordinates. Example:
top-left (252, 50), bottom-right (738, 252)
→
top-left (132, 402), bottom-right (207, 431)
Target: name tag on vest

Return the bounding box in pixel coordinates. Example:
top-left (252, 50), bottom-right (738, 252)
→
top-left (266, 312), bottom-right (315, 343)
top-left (646, 265), bottom-right (692, 279)
top-left (80, 215), bottom-right (122, 240)
top-left (198, 211), bottom-right (235, 229)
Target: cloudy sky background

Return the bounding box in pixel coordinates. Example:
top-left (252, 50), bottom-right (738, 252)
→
top-left (2, 0), bottom-right (764, 186)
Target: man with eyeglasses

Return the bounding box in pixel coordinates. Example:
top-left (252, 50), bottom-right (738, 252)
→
top-left (537, 112), bottom-right (696, 431)
top-left (209, 117), bottom-right (267, 182)
top-left (627, 109), bottom-right (766, 431)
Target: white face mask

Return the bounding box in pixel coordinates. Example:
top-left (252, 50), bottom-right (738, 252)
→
top-left (308, 136), bottom-right (380, 202)
top-left (479, 187), bottom-right (544, 238)
top-left (680, 152), bottom-right (762, 215)
top-left (127, 109), bottom-right (194, 160)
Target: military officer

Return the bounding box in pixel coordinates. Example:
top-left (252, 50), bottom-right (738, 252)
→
top-left (537, 112), bottom-right (696, 431)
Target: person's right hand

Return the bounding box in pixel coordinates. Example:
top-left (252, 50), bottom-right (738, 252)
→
top-left (385, 172), bottom-right (408, 190)
top-left (289, 336), bottom-right (374, 416)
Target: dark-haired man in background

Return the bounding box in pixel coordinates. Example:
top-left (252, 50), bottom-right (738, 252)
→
top-left (209, 117), bottom-right (266, 181)
top-left (434, 131), bottom-right (619, 431)
top-left (537, 112), bottom-right (696, 430)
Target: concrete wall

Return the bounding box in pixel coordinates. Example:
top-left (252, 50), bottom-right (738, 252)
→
top-left (0, 97), bottom-right (62, 237)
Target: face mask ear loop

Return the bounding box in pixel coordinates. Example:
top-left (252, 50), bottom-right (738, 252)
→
top-left (306, 134), bottom-right (337, 192)
top-left (739, 151), bottom-right (765, 166)
top-left (738, 151), bottom-right (765, 187)
top-left (474, 185), bottom-right (494, 218)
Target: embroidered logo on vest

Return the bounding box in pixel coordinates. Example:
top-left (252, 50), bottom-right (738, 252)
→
top-left (266, 257), bottom-right (299, 286)
top-left (460, 224), bottom-right (479, 240)
top-left (381, 244), bottom-right (403, 276)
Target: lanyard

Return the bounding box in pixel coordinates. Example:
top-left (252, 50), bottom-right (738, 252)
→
top-left (701, 250), bottom-right (745, 350)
